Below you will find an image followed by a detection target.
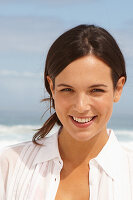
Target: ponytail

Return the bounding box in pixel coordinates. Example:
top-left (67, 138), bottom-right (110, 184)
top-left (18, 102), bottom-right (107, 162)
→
top-left (32, 97), bottom-right (62, 145)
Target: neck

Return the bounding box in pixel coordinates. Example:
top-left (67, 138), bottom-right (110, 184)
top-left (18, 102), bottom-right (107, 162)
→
top-left (58, 128), bottom-right (109, 167)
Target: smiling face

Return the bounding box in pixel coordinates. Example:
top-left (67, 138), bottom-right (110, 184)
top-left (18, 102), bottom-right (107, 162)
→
top-left (47, 55), bottom-right (125, 142)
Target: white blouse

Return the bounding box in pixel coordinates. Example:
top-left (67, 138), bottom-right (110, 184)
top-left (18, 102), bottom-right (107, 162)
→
top-left (0, 124), bottom-right (133, 200)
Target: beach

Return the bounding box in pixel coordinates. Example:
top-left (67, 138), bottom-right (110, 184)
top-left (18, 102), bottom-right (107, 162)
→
top-left (0, 112), bottom-right (133, 150)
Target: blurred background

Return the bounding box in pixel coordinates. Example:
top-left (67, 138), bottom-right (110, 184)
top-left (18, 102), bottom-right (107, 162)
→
top-left (0, 0), bottom-right (133, 148)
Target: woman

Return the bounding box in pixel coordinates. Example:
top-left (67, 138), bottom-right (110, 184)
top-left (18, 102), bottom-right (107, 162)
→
top-left (0, 24), bottom-right (133, 200)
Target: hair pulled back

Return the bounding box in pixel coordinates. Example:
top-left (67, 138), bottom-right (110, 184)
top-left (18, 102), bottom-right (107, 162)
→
top-left (33, 24), bottom-right (126, 144)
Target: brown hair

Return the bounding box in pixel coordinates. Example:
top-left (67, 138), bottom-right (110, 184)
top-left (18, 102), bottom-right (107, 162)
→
top-left (32, 24), bottom-right (126, 144)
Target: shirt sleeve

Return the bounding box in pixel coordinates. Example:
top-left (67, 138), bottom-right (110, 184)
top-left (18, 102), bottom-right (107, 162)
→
top-left (0, 149), bottom-right (8, 200)
top-left (0, 167), bottom-right (5, 199)
top-left (0, 145), bottom-right (23, 200)
top-left (127, 149), bottom-right (133, 192)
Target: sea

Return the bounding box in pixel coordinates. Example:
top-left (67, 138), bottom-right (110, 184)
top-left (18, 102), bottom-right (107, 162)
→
top-left (0, 110), bottom-right (133, 150)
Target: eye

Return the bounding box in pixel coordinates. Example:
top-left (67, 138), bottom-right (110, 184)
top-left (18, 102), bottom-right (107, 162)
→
top-left (60, 88), bottom-right (73, 92)
top-left (91, 88), bottom-right (105, 93)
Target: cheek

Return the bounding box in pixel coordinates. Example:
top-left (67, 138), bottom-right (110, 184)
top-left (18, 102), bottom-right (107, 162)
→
top-left (93, 95), bottom-right (114, 115)
top-left (54, 94), bottom-right (71, 112)
top-left (54, 94), bottom-right (72, 125)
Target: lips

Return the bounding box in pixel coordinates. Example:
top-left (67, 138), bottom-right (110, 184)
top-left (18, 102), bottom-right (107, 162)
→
top-left (72, 116), bottom-right (94, 123)
top-left (69, 115), bottom-right (97, 128)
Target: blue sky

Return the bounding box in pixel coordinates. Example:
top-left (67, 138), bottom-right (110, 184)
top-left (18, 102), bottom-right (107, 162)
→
top-left (0, 0), bottom-right (133, 118)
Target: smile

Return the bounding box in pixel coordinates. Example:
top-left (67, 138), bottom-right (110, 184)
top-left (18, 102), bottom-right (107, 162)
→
top-left (70, 115), bottom-right (97, 128)
top-left (72, 116), bottom-right (93, 123)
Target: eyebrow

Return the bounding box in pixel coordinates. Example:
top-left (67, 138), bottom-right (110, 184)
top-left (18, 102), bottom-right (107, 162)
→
top-left (57, 84), bottom-right (73, 87)
top-left (57, 83), bottom-right (108, 88)
top-left (89, 84), bottom-right (108, 88)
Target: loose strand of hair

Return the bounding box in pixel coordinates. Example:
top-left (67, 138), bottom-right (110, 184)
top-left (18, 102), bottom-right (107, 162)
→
top-left (32, 112), bottom-right (59, 145)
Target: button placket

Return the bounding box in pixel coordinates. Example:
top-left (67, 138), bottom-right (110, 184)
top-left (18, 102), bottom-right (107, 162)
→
top-left (50, 159), bottom-right (63, 199)
top-left (89, 160), bottom-right (99, 200)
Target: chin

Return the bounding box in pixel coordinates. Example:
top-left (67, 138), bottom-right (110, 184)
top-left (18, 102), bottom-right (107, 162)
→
top-left (71, 131), bottom-right (95, 142)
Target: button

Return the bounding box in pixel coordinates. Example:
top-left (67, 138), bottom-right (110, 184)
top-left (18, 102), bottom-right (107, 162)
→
top-left (55, 178), bottom-right (56, 181)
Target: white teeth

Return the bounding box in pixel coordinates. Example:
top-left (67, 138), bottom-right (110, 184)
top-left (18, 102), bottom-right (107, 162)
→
top-left (73, 116), bottom-right (93, 123)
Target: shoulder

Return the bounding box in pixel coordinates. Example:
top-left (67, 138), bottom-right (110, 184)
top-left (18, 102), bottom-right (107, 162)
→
top-left (0, 141), bottom-right (36, 189)
top-left (0, 123), bottom-right (61, 168)
top-left (111, 129), bottom-right (133, 163)
top-left (121, 142), bottom-right (133, 156)
top-left (0, 141), bottom-right (36, 172)
top-left (121, 145), bottom-right (133, 167)
top-left (0, 141), bottom-right (33, 158)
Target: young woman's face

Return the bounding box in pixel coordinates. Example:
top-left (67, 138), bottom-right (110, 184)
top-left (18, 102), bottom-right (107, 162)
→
top-left (48, 55), bottom-right (125, 141)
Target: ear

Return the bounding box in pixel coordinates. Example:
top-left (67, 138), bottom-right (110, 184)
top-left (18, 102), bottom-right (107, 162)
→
top-left (47, 76), bottom-right (55, 99)
top-left (114, 76), bottom-right (125, 103)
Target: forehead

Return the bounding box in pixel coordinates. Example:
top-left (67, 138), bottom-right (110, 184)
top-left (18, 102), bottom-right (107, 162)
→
top-left (55, 55), bottom-right (112, 86)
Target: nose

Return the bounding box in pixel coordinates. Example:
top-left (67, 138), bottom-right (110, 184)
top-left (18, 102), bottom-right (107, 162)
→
top-left (73, 93), bottom-right (91, 113)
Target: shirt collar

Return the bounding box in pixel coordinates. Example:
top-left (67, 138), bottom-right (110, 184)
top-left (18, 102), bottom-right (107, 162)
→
top-left (32, 123), bottom-right (62, 166)
top-left (91, 129), bottom-right (127, 180)
top-left (32, 125), bottom-right (127, 181)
